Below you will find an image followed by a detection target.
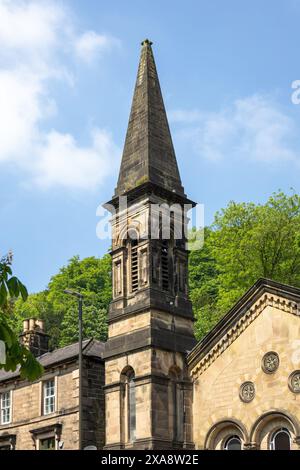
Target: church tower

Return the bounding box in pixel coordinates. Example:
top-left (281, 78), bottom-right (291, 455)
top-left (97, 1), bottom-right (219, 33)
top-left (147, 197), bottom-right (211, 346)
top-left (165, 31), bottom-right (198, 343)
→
top-left (104, 40), bottom-right (196, 450)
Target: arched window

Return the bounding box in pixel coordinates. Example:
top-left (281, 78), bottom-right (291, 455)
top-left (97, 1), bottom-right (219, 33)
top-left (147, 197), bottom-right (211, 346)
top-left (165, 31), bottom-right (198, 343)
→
top-left (121, 368), bottom-right (136, 444)
top-left (169, 368), bottom-right (183, 442)
top-left (224, 435), bottom-right (242, 450)
top-left (128, 370), bottom-right (136, 442)
top-left (127, 229), bottom-right (139, 293)
top-left (270, 428), bottom-right (291, 450)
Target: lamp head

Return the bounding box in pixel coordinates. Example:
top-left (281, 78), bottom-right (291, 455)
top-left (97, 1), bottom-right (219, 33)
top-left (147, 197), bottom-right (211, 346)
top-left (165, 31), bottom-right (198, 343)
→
top-left (63, 289), bottom-right (83, 299)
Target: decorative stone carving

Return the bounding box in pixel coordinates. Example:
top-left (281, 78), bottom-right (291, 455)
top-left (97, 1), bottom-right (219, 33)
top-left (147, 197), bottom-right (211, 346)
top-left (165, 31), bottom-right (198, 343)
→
top-left (114, 261), bottom-right (122, 297)
top-left (239, 381), bottom-right (255, 403)
top-left (262, 351), bottom-right (279, 374)
top-left (288, 371), bottom-right (300, 393)
top-left (140, 249), bottom-right (148, 286)
top-left (243, 442), bottom-right (259, 450)
top-left (152, 251), bottom-right (160, 284)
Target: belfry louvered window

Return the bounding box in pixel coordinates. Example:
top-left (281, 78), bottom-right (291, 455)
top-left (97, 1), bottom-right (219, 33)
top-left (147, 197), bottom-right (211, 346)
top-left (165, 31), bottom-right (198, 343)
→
top-left (131, 239), bottom-right (139, 292)
top-left (161, 240), bottom-right (169, 291)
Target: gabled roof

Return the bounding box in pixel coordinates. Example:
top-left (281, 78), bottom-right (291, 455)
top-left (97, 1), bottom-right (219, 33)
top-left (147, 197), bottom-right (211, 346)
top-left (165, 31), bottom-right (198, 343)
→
top-left (115, 39), bottom-right (184, 197)
top-left (187, 278), bottom-right (300, 371)
top-left (0, 338), bottom-right (105, 383)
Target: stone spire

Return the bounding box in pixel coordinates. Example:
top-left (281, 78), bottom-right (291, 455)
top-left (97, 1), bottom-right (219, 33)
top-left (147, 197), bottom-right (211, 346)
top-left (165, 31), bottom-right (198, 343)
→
top-left (115, 39), bottom-right (184, 197)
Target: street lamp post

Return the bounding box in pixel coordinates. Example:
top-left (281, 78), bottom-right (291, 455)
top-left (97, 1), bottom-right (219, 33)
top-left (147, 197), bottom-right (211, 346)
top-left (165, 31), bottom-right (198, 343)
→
top-left (64, 290), bottom-right (83, 450)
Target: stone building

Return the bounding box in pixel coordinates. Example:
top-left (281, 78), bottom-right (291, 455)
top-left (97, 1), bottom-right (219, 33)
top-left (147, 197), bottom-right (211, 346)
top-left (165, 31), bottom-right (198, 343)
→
top-left (103, 40), bottom-right (300, 451)
top-left (188, 279), bottom-right (300, 450)
top-left (0, 319), bottom-right (105, 450)
top-left (0, 40), bottom-right (300, 450)
top-left (104, 39), bottom-right (196, 450)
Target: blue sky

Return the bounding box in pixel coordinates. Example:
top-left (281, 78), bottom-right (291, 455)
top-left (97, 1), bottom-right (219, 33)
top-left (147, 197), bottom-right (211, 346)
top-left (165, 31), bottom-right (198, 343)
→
top-left (1, 0), bottom-right (300, 293)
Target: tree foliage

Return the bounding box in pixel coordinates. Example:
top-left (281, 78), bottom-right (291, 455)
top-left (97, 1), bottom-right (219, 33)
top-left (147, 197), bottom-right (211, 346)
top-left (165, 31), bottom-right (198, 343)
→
top-left (13, 255), bottom-right (112, 348)
top-left (0, 253), bottom-right (43, 380)
top-left (190, 191), bottom-right (300, 339)
top-left (189, 228), bottom-right (220, 339)
top-left (11, 191), bottom-right (300, 347)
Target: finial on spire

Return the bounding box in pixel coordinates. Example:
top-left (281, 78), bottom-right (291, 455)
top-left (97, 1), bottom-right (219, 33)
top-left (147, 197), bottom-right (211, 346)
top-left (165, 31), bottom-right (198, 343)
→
top-left (141, 38), bottom-right (153, 47)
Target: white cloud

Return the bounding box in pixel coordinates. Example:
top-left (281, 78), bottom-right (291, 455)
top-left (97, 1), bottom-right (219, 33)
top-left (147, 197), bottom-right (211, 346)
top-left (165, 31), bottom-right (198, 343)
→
top-left (0, 69), bottom-right (42, 161)
top-left (0, 0), bottom-right (121, 190)
top-left (0, 0), bottom-right (64, 52)
top-left (35, 129), bottom-right (119, 190)
top-left (75, 31), bottom-right (120, 64)
top-left (171, 95), bottom-right (299, 165)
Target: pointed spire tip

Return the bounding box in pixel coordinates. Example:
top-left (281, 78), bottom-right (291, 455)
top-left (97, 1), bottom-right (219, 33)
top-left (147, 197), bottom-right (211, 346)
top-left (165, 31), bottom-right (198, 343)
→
top-left (115, 37), bottom-right (185, 197)
top-left (141, 38), bottom-right (153, 47)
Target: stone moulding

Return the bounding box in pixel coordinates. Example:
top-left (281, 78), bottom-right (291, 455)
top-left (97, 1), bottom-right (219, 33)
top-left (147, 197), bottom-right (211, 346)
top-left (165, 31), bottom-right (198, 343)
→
top-left (261, 351), bottom-right (280, 374)
top-left (189, 290), bottom-right (299, 380)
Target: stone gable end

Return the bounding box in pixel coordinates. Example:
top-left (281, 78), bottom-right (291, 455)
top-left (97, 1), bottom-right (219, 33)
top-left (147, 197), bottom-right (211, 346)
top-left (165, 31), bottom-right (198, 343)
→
top-left (190, 292), bottom-right (300, 449)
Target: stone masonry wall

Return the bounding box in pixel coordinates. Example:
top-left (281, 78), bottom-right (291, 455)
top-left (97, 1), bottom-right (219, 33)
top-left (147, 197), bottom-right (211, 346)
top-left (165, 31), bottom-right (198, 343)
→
top-left (191, 302), bottom-right (300, 450)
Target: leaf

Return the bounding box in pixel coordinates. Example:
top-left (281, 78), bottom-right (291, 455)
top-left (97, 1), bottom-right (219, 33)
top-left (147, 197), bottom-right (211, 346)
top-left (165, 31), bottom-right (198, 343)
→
top-left (0, 256), bottom-right (41, 380)
top-left (0, 322), bottom-right (14, 348)
top-left (0, 282), bottom-right (8, 307)
top-left (20, 349), bottom-right (43, 381)
top-left (19, 282), bottom-right (28, 302)
top-left (6, 266), bottom-right (12, 276)
top-left (6, 276), bottom-right (20, 298)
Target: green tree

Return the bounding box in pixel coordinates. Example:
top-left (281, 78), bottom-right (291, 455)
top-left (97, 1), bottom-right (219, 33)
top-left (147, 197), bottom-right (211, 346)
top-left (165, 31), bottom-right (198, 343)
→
top-left (13, 254), bottom-right (112, 348)
top-left (188, 191), bottom-right (300, 340)
top-left (13, 291), bottom-right (56, 349)
top-left (11, 191), bottom-right (300, 347)
top-left (189, 228), bottom-right (219, 339)
top-left (211, 191), bottom-right (300, 313)
top-left (0, 253), bottom-right (43, 380)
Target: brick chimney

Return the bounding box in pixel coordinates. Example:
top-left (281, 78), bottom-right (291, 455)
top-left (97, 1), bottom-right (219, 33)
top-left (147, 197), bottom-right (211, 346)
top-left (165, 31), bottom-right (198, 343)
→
top-left (19, 318), bottom-right (50, 357)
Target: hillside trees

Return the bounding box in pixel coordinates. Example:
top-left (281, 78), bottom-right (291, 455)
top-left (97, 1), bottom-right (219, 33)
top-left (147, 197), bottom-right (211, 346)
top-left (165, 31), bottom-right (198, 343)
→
top-left (12, 191), bottom-right (300, 345)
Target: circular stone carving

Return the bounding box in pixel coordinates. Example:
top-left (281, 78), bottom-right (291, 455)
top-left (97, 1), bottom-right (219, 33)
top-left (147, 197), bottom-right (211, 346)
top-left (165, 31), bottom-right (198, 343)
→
top-left (239, 382), bottom-right (255, 403)
top-left (262, 351), bottom-right (280, 374)
top-left (240, 382), bottom-right (255, 403)
top-left (288, 371), bottom-right (300, 394)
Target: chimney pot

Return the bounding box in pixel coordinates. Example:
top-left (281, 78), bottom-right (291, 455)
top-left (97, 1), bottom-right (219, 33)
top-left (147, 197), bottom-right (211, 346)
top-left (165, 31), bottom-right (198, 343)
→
top-left (36, 319), bottom-right (44, 331)
top-left (20, 317), bottom-right (50, 357)
top-left (23, 319), bottom-right (29, 332)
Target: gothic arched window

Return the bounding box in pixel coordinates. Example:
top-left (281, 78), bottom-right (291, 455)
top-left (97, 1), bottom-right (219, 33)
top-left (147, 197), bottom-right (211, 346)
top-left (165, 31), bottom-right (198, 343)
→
top-left (224, 435), bottom-right (242, 450)
top-left (169, 368), bottom-right (183, 442)
top-left (127, 229), bottom-right (139, 293)
top-left (121, 367), bottom-right (136, 444)
top-left (128, 370), bottom-right (136, 442)
top-left (270, 428), bottom-right (291, 450)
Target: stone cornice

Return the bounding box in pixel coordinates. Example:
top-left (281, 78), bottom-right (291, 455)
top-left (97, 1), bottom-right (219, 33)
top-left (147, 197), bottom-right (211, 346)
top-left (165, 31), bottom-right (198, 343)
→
top-left (0, 407), bottom-right (78, 432)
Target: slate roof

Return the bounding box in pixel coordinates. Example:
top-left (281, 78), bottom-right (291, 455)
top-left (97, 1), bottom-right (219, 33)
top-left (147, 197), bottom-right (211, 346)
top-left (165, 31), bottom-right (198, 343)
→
top-left (115, 39), bottom-right (184, 197)
top-left (187, 278), bottom-right (300, 370)
top-left (0, 338), bottom-right (105, 383)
